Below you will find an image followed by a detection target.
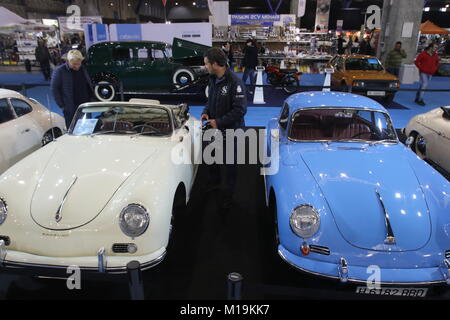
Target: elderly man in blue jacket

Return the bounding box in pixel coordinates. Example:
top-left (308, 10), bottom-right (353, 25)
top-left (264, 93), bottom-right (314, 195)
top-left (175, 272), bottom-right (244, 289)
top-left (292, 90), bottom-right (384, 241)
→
top-left (51, 50), bottom-right (94, 128)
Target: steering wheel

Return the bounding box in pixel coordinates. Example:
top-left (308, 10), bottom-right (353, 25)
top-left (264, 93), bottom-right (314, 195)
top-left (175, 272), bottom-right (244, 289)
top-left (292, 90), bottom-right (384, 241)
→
top-left (132, 124), bottom-right (160, 134)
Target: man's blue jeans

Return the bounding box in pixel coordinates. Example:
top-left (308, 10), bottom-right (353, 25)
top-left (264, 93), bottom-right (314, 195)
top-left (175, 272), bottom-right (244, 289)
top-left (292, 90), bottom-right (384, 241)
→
top-left (416, 73), bottom-right (433, 101)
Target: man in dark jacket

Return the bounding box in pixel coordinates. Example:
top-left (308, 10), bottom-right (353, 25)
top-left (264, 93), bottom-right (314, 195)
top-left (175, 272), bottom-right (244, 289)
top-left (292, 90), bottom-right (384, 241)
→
top-left (221, 42), bottom-right (234, 70)
top-left (35, 39), bottom-right (52, 81)
top-left (201, 47), bottom-right (247, 210)
top-left (242, 39), bottom-right (258, 93)
top-left (51, 50), bottom-right (94, 128)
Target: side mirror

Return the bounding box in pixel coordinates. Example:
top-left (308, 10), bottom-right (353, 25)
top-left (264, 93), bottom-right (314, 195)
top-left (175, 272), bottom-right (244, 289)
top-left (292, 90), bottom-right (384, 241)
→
top-left (405, 136), bottom-right (414, 148)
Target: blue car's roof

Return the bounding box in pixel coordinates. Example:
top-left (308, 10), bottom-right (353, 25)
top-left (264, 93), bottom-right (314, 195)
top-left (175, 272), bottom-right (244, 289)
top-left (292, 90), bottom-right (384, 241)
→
top-left (285, 91), bottom-right (388, 113)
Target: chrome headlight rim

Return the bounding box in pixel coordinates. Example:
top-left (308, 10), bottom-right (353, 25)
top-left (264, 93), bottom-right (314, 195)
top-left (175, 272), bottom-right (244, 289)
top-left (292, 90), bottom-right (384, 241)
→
top-left (389, 81), bottom-right (400, 88)
top-left (289, 204), bottom-right (321, 239)
top-left (0, 198), bottom-right (7, 225)
top-left (119, 203), bottom-right (150, 238)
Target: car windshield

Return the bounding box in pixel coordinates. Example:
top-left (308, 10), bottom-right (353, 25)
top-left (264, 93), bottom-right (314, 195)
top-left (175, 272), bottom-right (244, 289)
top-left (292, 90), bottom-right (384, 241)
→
top-left (289, 108), bottom-right (397, 142)
top-left (345, 58), bottom-right (384, 71)
top-left (69, 105), bottom-right (172, 136)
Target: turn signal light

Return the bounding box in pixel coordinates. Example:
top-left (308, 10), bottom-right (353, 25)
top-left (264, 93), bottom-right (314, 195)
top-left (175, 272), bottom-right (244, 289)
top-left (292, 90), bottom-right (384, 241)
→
top-left (301, 242), bottom-right (310, 256)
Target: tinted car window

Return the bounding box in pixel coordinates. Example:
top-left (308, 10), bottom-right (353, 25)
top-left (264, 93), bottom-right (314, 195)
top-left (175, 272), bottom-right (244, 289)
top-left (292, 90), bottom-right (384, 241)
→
top-left (151, 49), bottom-right (165, 59)
top-left (345, 58), bottom-right (383, 71)
top-left (112, 48), bottom-right (133, 61)
top-left (10, 98), bottom-right (32, 117)
top-left (0, 99), bottom-right (15, 124)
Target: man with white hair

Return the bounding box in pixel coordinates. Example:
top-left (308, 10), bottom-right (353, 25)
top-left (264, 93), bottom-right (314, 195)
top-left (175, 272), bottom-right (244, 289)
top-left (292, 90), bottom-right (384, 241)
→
top-left (51, 50), bottom-right (94, 128)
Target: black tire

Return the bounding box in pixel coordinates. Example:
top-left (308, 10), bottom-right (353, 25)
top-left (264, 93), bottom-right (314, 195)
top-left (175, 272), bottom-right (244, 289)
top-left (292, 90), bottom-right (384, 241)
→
top-left (410, 132), bottom-right (427, 159)
top-left (268, 191), bottom-right (279, 254)
top-left (94, 81), bottom-right (116, 102)
top-left (282, 76), bottom-right (299, 94)
top-left (42, 128), bottom-right (62, 146)
top-left (167, 185), bottom-right (187, 252)
top-left (173, 68), bottom-right (195, 89)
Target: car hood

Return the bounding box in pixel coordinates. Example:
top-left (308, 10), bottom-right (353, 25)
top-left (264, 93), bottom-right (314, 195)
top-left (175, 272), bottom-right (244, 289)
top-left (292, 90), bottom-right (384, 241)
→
top-left (30, 136), bottom-right (157, 230)
top-left (346, 71), bottom-right (398, 81)
top-left (299, 144), bottom-right (431, 252)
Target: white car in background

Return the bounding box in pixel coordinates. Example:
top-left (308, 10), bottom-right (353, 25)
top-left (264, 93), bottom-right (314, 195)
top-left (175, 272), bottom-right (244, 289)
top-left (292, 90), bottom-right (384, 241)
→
top-left (0, 89), bottom-right (66, 174)
top-left (0, 99), bottom-right (201, 276)
top-left (404, 106), bottom-right (450, 174)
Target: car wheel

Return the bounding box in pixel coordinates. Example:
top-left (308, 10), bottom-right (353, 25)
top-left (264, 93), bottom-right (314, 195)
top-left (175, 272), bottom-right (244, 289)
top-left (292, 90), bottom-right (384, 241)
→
top-left (282, 77), bottom-right (299, 94)
top-left (42, 131), bottom-right (54, 146)
top-left (173, 68), bottom-right (195, 89)
top-left (411, 132), bottom-right (427, 159)
top-left (94, 81), bottom-right (116, 102)
top-left (167, 186), bottom-right (187, 251)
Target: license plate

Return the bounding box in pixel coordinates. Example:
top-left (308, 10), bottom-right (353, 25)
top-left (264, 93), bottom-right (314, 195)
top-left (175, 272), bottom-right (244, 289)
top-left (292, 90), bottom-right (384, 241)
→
top-left (367, 91), bottom-right (386, 96)
top-left (356, 287), bottom-right (428, 298)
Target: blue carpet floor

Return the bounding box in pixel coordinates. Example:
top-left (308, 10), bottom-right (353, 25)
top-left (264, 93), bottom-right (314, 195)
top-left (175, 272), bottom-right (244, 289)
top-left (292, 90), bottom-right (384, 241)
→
top-left (1, 72), bottom-right (449, 129)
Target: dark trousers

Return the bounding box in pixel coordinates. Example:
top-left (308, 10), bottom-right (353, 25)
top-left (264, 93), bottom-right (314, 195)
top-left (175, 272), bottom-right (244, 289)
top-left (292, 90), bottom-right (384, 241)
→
top-left (63, 108), bottom-right (76, 129)
top-left (208, 135), bottom-right (238, 204)
top-left (40, 60), bottom-right (51, 80)
top-left (242, 68), bottom-right (255, 89)
top-left (387, 68), bottom-right (400, 77)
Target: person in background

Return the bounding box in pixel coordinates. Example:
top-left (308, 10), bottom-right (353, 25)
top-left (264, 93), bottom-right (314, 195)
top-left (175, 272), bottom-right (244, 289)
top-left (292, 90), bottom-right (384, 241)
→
top-left (352, 37), bottom-right (359, 54)
top-left (35, 39), bottom-right (52, 81)
top-left (51, 50), bottom-right (94, 128)
top-left (221, 42), bottom-right (234, 71)
top-left (358, 38), bottom-right (368, 55)
top-left (345, 37), bottom-right (353, 55)
top-left (242, 39), bottom-right (258, 93)
top-left (414, 43), bottom-right (440, 106)
top-left (385, 41), bottom-right (407, 76)
top-left (337, 34), bottom-right (346, 55)
top-left (201, 48), bottom-right (247, 211)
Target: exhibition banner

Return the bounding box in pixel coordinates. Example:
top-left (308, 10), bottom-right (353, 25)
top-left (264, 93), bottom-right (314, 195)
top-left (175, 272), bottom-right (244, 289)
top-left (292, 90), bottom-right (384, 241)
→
top-left (231, 14), bottom-right (281, 26)
top-left (109, 23), bottom-right (212, 47)
top-left (84, 24), bottom-right (110, 50)
top-left (314, 0), bottom-right (331, 32)
top-left (58, 16), bottom-right (102, 34)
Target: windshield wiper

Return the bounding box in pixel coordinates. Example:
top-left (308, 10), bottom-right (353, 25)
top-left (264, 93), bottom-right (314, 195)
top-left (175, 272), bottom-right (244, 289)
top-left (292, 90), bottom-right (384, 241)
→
top-left (90, 130), bottom-right (134, 136)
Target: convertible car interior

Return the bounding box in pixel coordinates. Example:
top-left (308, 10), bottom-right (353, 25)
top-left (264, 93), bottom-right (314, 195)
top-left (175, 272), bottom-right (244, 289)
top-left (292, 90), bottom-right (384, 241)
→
top-left (290, 109), bottom-right (389, 141)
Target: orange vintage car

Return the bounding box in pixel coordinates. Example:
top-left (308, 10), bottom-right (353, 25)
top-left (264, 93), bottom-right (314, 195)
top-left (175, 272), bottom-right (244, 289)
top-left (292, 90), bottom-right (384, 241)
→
top-left (327, 55), bottom-right (400, 103)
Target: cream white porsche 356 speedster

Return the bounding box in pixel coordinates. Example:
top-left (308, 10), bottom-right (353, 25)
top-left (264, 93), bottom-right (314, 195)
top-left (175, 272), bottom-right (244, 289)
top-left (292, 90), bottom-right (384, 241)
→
top-left (0, 99), bottom-right (201, 276)
top-left (404, 106), bottom-right (450, 174)
top-left (0, 89), bottom-right (66, 175)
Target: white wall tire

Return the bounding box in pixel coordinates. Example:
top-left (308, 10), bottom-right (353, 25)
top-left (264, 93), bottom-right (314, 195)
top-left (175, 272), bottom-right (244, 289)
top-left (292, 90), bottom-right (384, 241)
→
top-left (94, 81), bottom-right (116, 102)
top-left (173, 69), bottom-right (195, 89)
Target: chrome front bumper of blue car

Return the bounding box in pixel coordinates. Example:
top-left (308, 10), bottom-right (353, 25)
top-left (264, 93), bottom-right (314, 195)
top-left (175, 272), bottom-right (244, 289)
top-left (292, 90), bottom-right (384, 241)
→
top-left (278, 246), bottom-right (450, 286)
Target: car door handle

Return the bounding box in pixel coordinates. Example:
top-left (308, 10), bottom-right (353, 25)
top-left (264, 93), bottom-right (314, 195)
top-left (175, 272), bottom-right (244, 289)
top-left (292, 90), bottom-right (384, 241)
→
top-left (21, 128), bottom-right (30, 134)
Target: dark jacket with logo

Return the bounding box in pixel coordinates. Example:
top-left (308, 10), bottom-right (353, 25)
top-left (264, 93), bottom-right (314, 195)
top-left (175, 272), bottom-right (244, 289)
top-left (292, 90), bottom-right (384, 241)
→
top-left (51, 62), bottom-right (94, 113)
top-left (202, 69), bottom-right (247, 130)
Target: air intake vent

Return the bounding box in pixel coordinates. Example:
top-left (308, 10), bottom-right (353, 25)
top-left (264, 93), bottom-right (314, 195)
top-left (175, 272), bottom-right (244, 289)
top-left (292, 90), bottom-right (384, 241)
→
top-left (446, 250), bottom-right (450, 259)
top-left (112, 243), bottom-right (137, 254)
top-left (310, 245), bottom-right (330, 256)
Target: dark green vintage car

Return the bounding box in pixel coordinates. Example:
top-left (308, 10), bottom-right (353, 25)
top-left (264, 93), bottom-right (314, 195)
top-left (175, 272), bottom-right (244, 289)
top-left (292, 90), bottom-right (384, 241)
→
top-left (86, 38), bottom-right (210, 101)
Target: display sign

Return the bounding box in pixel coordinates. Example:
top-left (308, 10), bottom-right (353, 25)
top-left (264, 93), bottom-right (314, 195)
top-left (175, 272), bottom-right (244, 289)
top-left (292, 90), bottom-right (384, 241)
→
top-left (231, 14), bottom-right (281, 26)
top-left (314, 0), bottom-right (331, 32)
top-left (84, 24), bottom-right (110, 50)
top-left (58, 16), bottom-right (102, 34)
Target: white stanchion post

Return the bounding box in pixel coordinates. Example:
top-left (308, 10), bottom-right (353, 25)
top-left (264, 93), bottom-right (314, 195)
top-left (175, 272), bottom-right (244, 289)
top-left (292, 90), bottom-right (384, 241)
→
top-left (253, 66), bottom-right (266, 105)
top-left (323, 67), bottom-right (335, 92)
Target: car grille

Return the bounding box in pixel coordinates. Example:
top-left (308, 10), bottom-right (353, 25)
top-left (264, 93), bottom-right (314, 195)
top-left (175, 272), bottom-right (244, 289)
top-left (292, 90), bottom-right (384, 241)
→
top-left (446, 250), bottom-right (450, 259)
top-left (310, 245), bottom-right (330, 256)
top-left (112, 243), bottom-right (134, 253)
top-left (0, 236), bottom-right (10, 246)
top-left (364, 80), bottom-right (390, 90)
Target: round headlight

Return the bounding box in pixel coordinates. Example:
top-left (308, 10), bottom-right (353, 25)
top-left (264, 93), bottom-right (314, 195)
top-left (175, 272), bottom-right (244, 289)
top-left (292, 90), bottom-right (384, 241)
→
top-left (353, 81), bottom-right (365, 87)
top-left (289, 205), bottom-right (320, 239)
top-left (0, 199), bottom-right (7, 225)
top-left (119, 204), bottom-right (150, 238)
top-left (389, 81), bottom-right (399, 88)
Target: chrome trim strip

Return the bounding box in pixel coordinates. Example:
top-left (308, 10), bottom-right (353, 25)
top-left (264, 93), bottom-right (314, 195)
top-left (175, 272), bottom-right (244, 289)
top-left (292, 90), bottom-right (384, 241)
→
top-left (310, 245), bottom-right (331, 256)
top-left (278, 249), bottom-right (446, 285)
top-left (1, 250), bottom-right (167, 274)
top-left (55, 176), bottom-right (78, 223)
top-left (375, 190), bottom-right (396, 245)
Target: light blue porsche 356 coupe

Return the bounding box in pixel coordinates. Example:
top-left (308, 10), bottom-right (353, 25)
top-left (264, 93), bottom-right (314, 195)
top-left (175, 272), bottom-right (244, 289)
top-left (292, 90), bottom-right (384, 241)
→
top-left (264, 91), bottom-right (450, 295)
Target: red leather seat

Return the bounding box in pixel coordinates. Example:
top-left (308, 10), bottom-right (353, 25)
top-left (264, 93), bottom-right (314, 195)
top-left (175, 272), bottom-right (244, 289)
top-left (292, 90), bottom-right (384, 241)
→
top-left (101, 121), bottom-right (134, 132)
top-left (143, 121), bottom-right (171, 135)
top-left (333, 123), bottom-right (372, 140)
top-left (290, 114), bottom-right (324, 140)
